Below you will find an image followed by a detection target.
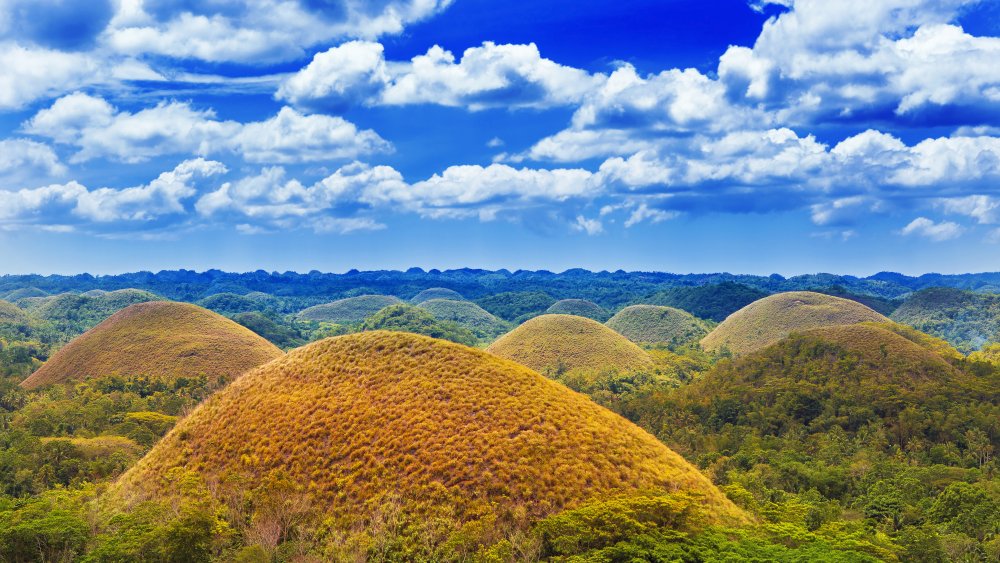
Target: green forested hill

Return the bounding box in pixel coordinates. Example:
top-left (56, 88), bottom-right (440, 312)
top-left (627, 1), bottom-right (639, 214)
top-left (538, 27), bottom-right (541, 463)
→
top-left (891, 287), bottom-right (1000, 352)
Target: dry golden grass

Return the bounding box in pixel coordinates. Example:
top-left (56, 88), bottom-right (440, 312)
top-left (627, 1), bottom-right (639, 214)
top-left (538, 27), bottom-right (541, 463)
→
top-left (606, 305), bottom-right (711, 346)
top-left (21, 302), bottom-right (283, 390)
top-left (296, 294), bottom-right (402, 323)
top-left (487, 314), bottom-right (654, 374)
top-left (109, 331), bottom-right (745, 530)
top-left (700, 291), bottom-right (888, 355)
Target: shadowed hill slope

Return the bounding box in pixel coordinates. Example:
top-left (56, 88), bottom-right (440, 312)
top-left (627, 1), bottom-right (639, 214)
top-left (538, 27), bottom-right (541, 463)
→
top-left (488, 314), bottom-right (654, 374)
top-left (606, 305), bottom-right (711, 346)
top-left (410, 287), bottom-right (465, 304)
top-left (670, 323), bottom-right (990, 436)
top-left (645, 282), bottom-right (769, 322)
top-left (890, 287), bottom-right (1000, 353)
top-left (21, 302), bottom-right (283, 390)
top-left (296, 294), bottom-right (402, 323)
top-left (417, 298), bottom-right (510, 340)
top-left (701, 291), bottom-right (889, 355)
top-left (108, 331), bottom-right (745, 534)
top-left (545, 299), bottom-right (609, 321)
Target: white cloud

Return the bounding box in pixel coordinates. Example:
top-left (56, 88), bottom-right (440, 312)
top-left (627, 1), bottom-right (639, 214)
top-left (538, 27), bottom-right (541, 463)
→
top-left (624, 203), bottom-right (677, 227)
top-left (24, 94), bottom-right (390, 164)
top-left (0, 158), bottom-right (225, 228)
top-left (0, 139), bottom-right (65, 186)
top-left (104, 0), bottom-right (454, 64)
top-left (937, 195), bottom-right (1000, 224)
top-left (899, 216), bottom-right (964, 241)
top-left (573, 215), bottom-right (603, 235)
top-left (0, 43), bottom-right (102, 110)
top-left (278, 41), bottom-right (603, 111)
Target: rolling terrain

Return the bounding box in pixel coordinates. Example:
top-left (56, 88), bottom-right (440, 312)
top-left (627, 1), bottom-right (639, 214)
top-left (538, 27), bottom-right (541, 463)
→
top-left (295, 294), bottom-right (402, 323)
top-left (488, 314), bottom-right (654, 374)
top-left (701, 291), bottom-right (889, 355)
top-left (411, 287), bottom-right (465, 303)
top-left (20, 302), bottom-right (283, 390)
top-left (606, 304), bottom-right (711, 346)
top-left (417, 298), bottom-right (510, 341)
top-left (545, 299), bottom-right (609, 321)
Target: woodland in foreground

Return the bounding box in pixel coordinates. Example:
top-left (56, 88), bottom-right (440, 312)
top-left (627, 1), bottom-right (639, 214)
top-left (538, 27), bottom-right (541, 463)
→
top-left (0, 269), bottom-right (996, 562)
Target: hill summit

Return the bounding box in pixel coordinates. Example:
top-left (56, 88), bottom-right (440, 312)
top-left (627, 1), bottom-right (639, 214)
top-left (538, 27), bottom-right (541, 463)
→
top-left (488, 314), bottom-right (654, 374)
top-left (606, 304), bottom-right (710, 346)
top-left (21, 302), bottom-right (283, 390)
top-left (700, 291), bottom-right (888, 355)
top-left (296, 294), bottom-right (401, 323)
top-left (109, 331), bottom-right (743, 540)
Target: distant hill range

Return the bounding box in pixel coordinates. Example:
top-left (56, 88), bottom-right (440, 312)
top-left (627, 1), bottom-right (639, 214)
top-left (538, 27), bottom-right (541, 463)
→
top-left (5, 269), bottom-right (1000, 306)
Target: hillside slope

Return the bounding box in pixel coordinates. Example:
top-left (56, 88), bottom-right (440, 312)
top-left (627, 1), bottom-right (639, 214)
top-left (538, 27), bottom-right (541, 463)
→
top-left (21, 302), bottom-right (283, 389)
top-left (417, 298), bottom-right (510, 340)
top-left (109, 331), bottom-right (745, 536)
top-left (890, 287), bottom-right (1000, 352)
top-left (701, 291), bottom-right (888, 355)
top-left (545, 299), bottom-right (609, 321)
top-left (411, 287), bottom-right (465, 304)
top-left (488, 314), bottom-right (654, 374)
top-left (606, 305), bottom-right (710, 346)
top-left (296, 294), bottom-right (402, 323)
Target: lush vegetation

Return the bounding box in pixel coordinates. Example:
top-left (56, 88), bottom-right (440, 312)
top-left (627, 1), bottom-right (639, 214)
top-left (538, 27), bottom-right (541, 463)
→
top-left (606, 305), bottom-right (711, 347)
top-left (21, 302), bottom-right (283, 390)
top-left (701, 291), bottom-right (889, 355)
top-left (417, 299), bottom-right (511, 341)
top-left (475, 291), bottom-right (557, 323)
top-left (296, 294), bottom-right (402, 323)
top-left (19, 289), bottom-right (162, 336)
top-left (644, 282), bottom-right (770, 322)
top-left (891, 287), bottom-right (1000, 353)
top-left (360, 304), bottom-right (478, 346)
top-left (545, 299), bottom-right (610, 321)
top-left (488, 314), bottom-right (654, 375)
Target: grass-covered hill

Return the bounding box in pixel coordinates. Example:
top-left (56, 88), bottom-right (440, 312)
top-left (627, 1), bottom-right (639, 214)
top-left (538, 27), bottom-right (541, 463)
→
top-left (475, 290), bottom-right (556, 323)
top-left (890, 286), bottom-right (1000, 353)
top-left (417, 298), bottom-right (510, 341)
top-left (545, 298), bottom-right (609, 321)
top-left (360, 303), bottom-right (478, 346)
top-left (196, 291), bottom-right (282, 315)
top-left (701, 291), bottom-right (889, 355)
top-left (488, 314), bottom-right (654, 375)
top-left (645, 282), bottom-right (770, 322)
top-left (108, 331), bottom-right (745, 550)
top-left (20, 302), bottom-right (283, 390)
top-left (606, 305), bottom-right (711, 347)
top-left (296, 294), bottom-right (402, 323)
top-left (3, 287), bottom-right (48, 301)
top-left (0, 300), bottom-right (29, 326)
top-left (19, 289), bottom-right (163, 335)
top-left (410, 287), bottom-right (465, 303)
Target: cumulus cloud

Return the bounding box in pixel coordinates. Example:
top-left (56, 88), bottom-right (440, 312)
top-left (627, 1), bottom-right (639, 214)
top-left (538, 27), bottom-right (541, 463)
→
top-left (0, 139), bottom-right (66, 186)
top-left (899, 217), bottom-right (964, 241)
top-left (24, 94), bottom-right (390, 164)
top-left (104, 0), bottom-right (453, 64)
top-left (0, 158), bottom-right (225, 229)
top-left (573, 215), bottom-right (603, 235)
top-left (278, 41), bottom-right (603, 111)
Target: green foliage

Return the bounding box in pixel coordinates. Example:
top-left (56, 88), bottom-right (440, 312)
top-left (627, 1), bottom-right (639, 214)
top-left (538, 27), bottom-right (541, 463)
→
top-left (476, 291), bottom-right (557, 323)
top-left (231, 311), bottom-right (310, 349)
top-left (296, 294), bottom-right (402, 323)
top-left (605, 304), bottom-right (711, 347)
top-left (360, 304), bottom-right (478, 345)
top-left (645, 282), bottom-right (769, 322)
top-left (417, 299), bottom-right (511, 342)
top-left (0, 486), bottom-right (92, 563)
top-left (891, 286), bottom-right (1000, 352)
top-left (545, 299), bottom-right (609, 321)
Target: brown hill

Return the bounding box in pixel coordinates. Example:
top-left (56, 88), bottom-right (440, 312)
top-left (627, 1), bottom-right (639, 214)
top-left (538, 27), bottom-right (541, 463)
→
top-left (487, 314), bottom-right (654, 374)
top-left (700, 291), bottom-right (888, 355)
top-left (21, 302), bottom-right (283, 390)
top-left (108, 331), bottom-right (744, 541)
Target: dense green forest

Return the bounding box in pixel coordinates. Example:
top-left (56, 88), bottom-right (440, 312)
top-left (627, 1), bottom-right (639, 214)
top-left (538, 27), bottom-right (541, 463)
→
top-left (0, 271), bottom-right (999, 561)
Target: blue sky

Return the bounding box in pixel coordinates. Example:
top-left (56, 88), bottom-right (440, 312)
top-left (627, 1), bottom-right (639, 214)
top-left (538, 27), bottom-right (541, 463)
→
top-left (1, 0), bottom-right (1000, 275)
